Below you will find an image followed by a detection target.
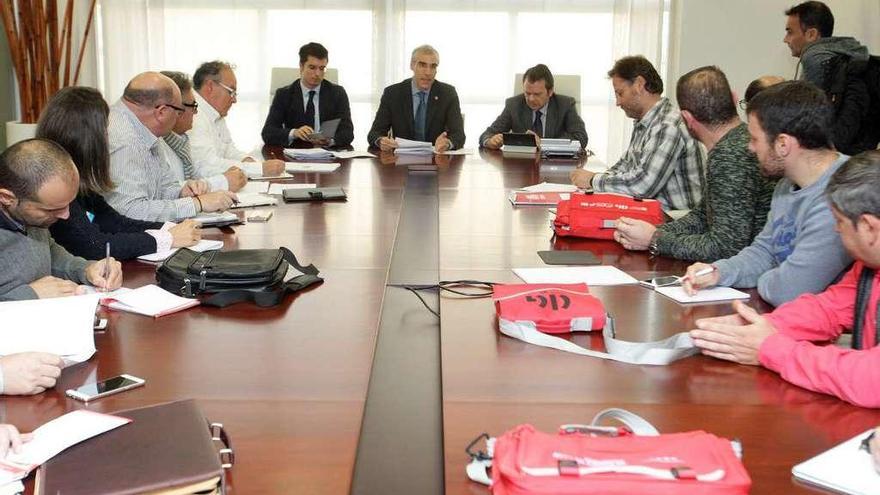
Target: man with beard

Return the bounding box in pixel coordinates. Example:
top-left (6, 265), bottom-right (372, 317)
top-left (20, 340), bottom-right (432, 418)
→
top-left (682, 81), bottom-right (851, 306)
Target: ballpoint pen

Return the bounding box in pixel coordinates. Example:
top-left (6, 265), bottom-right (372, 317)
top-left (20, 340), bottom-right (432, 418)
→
top-left (102, 241), bottom-right (111, 292)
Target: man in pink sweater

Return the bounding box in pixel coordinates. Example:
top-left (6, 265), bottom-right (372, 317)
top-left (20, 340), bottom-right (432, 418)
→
top-left (690, 150), bottom-right (880, 408)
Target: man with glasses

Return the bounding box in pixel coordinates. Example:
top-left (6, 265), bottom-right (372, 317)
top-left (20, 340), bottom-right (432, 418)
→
top-left (160, 71), bottom-right (246, 192)
top-left (189, 61), bottom-right (285, 179)
top-left (105, 72), bottom-right (237, 222)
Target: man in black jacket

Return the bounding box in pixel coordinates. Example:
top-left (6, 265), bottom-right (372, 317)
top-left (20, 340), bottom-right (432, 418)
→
top-left (367, 45), bottom-right (465, 152)
top-left (261, 42), bottom-right (354, 148)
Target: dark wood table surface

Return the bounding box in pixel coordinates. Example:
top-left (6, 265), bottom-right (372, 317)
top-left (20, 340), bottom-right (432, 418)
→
top-left (8, 149), bottom-right (879, 494)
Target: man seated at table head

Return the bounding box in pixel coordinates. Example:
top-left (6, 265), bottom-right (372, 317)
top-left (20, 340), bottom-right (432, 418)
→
top-left (190, 61), bottom-right (286, 179)
top-left (479, 64), bottom-right (588, 150)
top-left (367, 44), bottom-right (465, 153)
top-left (614, 66), bottom-right (776, 261)
top-left (690, 150), bottom-right (880, 408)
top-left (261, 42), bottom-right (354, 149)
top-left (571, 55), bottom-right (705, 211)
top-left (160, 70), bottom-right (247, 192)
top-left (0, 138), bottom-right (123, 301)
top-left (682, 80), bottom-right (852, 306)
top-left (104, 72), bottom-right (237, 222)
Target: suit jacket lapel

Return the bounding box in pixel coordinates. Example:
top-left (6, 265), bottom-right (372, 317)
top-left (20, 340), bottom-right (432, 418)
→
top-left (403, 79), bottom-right (415, 137)
top-left (517, 96), bottom-right (532, 132)
top-left (293, 81), bottom-right (305, 117)
top-left (318, 81), bottom-right (330, 122)
top-left (544, 95), bottom-right (558, 137)
top-left (426, 83), bottom-right (439, 135)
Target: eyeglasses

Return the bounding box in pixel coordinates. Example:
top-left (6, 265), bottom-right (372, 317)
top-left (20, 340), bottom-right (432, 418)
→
top-left (157, 103), bottom-right (186, 114)
top-left (738, 98), bottom-right (747, 110)
top-left (183, 101), bottom-right (199, 112)
top-left (215, 81), bottom-right (237, 99)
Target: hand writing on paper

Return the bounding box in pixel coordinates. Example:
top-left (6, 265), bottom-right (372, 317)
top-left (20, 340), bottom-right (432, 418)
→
top-left (85, 258), bottom-right (123, 291)
top-left (434, 132), bottom-right (451, 153)
top-left (681, 262), bottom-right (721, 296)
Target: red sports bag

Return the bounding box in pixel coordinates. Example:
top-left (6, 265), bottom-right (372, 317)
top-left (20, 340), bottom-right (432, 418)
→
top-left (466, 408), bottom-right (751, 495)
top-left (493, 283), bottom-right (606, 334)
top-left (554, 192), bottom-right (664, 240)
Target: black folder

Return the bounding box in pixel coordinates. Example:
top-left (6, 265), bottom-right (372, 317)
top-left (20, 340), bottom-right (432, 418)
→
top-left (282, 187), bottom-right (347, 202)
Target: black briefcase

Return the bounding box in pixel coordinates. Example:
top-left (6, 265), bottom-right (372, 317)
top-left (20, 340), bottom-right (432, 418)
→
top-left (156, 247), bottom-right (322, 307)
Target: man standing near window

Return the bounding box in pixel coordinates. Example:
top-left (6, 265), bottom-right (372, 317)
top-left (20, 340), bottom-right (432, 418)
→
top-left (367, 45), bottom-right (465, 153)
top-left (262, 42), bottom-right (354, 148)
top-left (479, 64), bottom-right (588, 150)
top-left (189, 61), bottom-right (286, 179)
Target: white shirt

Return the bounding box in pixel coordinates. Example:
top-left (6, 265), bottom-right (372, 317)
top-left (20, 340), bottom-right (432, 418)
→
top-left (160, 136), bottom-right (228, 192)
top-left (188, 92), bottom-right (263, 178)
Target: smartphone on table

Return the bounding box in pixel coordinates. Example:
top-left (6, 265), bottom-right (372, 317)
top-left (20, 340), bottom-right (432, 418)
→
top-left (65, 374), bottom-right (145, 402)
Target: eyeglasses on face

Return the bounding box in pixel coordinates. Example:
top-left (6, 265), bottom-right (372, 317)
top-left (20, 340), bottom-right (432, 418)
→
top-left (215, 80), bottom-right (237, 99)
top-left (182, 101), bottom-right (199, 111)
top-left (738, 98), bottom-right (747, 110)
top-left (157, 103), bottom-right (186, 114)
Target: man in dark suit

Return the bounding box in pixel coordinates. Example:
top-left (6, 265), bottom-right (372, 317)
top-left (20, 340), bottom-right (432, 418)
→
top-left (480, 64), bottom-right (588, 150)
top-left (261, 42), bottom-right (354, 148)
top-left (367, 45), bottom-right (465, 152)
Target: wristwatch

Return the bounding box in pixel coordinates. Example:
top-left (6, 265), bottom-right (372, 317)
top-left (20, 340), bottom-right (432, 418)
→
top-left (648, 231), bottom-right (661, 257)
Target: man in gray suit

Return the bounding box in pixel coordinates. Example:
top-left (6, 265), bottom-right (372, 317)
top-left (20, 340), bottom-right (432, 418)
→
top-left (480, 64), bottom-right (588, 149)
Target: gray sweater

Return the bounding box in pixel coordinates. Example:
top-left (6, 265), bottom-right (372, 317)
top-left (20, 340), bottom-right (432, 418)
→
top-left (713, 153), bottom-right (852, 307)
top-left (0, 210), bottom-right (90, 301)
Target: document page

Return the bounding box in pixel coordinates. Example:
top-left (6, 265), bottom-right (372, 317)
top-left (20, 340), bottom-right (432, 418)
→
top-left (286, 162), bottom-right (341, 173)
top-left (137, 239), bottom-right (223, 262)
top-left (513, 266), bottom-right (638, 286)
top-left (103, 284), bottom-right (200, 317)
top-left (0, 295), bottom-right (97, 363)
top-left (653, 286), bottom-right (750, 304)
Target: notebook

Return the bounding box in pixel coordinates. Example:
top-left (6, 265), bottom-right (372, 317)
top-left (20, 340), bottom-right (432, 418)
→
top-left (238, 181), bottom-right (270, 194)
top-left (101, 284), bottom-right (200, 318)
top-left (653, 286), bottom-right (751, 304)
top-left (513, 266), bottom-right (638, 286)
top-left (35, 400), bottom-right (229, 495)
top-left (792, 430), bottom-right (879, 494)
top-left (229, 193), bottom-right (278, 209)
top-left (137, 239), bottom-right (223, 263)
top-left (192, 212), bottom-right (241, 227)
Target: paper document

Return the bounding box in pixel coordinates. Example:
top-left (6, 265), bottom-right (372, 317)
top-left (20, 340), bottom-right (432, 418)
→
top-left (331, 150), bottom-right (376, 159)
top-left (137, 239), bottom-right (223, 262)
top-left (439, 148), bottom-right (474, 156)
top-left (286, 162), bottom-right (340, 173)
top-left (247, 171), bottom-right (293, 180)
top-left (792, 430), bottom-right (879, 494)
top-left (0, 295), bottom-right (98, 364)
top-left (513, 266), bottom-right (638, 286)
top-left (0, 410), bottom-right (130, 486)
top-left (283, 147), bottom-right (336, 160)
top-left (102, 284), bottom-right (200, 318)
top-left (192, 212), bottom-right (239, 226)
top-left (230, 193), bottom-right (278, 209)
top-left (394, 137), bottom-right (433, 154)
top-left (654, 286), bottom-right (750, 304)
top-left (269, 183), bottom-right (317, 195)
top-left (239, 181), bottom-right (270, 194)
top-left (520, 182), bottom-right (579, 193)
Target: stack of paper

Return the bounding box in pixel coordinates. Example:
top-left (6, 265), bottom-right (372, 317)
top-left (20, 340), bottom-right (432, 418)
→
top-left (101, 284), bottom-right (200, 318)
top-left (394, 137), bottom-right (433, 155)
top-left (239, 181), bottom-right (270, 194)
top-left (0, 410), bottom-right (130, 488)
top-left (230, 193), bottom-right (278, 209)
top-left (331, 150), bottom-right (376, 159)
top-left (247, 171), bottom-right (293, 180)
top-left (520, 182), bottom-right (579, 193)
top-left (283, 148), bottom-right (335, 161)
top-left (285, 162), bottom-right (340, 173)
top-left (192, 212), bottom-right (239, 226)
top-left (0, 295), bottom-right (99, 364)
top-left (513, 266), bottom-right (639, 286)
top-left (268, 183), bottom-right (317, 195)
top-left (137, 239), bottom-right (223, 262)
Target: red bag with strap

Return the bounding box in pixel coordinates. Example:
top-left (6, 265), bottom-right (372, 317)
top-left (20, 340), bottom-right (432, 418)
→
top-left (493, 283), bottom-right (605, 334)
top-left (554, 192), bottom-right (664, 240)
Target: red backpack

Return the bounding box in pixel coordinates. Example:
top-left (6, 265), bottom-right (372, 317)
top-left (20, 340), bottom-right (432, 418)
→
top-left (554, 192), bottom-right (664, 240)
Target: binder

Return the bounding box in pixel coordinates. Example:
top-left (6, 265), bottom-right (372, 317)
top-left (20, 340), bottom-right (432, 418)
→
top-left (283, 186), bottom-right (347, 202)
top-left (35, 399), bottom-right (233, 495)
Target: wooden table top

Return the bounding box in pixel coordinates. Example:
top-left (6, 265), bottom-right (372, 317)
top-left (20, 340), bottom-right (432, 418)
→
top-left (9, 149), bottom-right (878, 494)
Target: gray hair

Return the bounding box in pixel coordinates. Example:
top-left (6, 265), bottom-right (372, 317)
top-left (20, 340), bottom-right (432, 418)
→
top-left (193, 60), bottom-right (235, 90)
top-left (161, 71), bottom-right (193, 93)
top-left (826, 150), bottom-right (880, 223)
top-left (410, 44), bottom-right (439, 64)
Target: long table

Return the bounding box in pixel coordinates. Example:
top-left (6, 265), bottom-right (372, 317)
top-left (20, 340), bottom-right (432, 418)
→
top-left (9, 149), bottom-right (880, 494)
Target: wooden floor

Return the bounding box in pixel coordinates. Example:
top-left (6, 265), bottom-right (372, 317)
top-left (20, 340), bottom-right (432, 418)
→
top-left (12, 150), bottom-right (880, 494)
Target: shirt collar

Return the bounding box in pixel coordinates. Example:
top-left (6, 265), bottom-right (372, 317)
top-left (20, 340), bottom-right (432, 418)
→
top-left (534, 101), bottom-right (549, 116)
top-left (194, 91), bottom-right (222, 124)
top-left (0, 207), bottom-right (25, 234)
top-left (300, 80), bottom-right (322, 96)
top-left (112, 100), bottom-right (160, 150)
top-left (635, 97), bottom-right (668, 129)
top-left (411, 79), bottom-right (431, 96)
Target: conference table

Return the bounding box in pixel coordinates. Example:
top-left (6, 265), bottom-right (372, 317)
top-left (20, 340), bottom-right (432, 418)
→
top-left (7, 149), bottom-right (879, 494)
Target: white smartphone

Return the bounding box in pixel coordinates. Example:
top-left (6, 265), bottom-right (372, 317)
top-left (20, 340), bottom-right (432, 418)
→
top-left (65, 374), bottom-right (145, 402)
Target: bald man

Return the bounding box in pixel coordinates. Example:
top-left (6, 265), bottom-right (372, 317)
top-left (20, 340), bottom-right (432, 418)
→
top-left (742, 76), bottom-right (785, 107)
top-left (104, 72), bottom-right (237, 223)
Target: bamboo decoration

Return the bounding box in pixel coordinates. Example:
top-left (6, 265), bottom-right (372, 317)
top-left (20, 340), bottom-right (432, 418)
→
top-left (0, 0), bottom-right (97, 124)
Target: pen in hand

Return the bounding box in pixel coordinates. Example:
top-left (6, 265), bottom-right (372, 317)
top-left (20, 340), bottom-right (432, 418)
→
top-left (102, 242), bottom-right (111, 292)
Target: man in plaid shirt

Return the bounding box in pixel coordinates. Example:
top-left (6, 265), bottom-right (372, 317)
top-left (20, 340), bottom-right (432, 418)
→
top-left (572, 56), bottom-right (705, 211)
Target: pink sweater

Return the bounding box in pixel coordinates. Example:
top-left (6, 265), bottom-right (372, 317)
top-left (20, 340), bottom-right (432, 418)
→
top-left (760, 262), bottom-right (880, 408)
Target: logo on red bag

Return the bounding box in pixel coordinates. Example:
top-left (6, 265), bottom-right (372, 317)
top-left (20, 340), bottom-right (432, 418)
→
top-left (525, 293), bottom-right (570, 310)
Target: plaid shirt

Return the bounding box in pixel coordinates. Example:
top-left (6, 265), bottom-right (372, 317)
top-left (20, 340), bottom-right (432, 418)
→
top-left (592, 98), bottom-right (705, 210)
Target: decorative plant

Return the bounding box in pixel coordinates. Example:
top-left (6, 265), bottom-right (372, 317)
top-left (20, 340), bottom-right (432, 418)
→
top-left (0, 0), bottom-right (97, 123)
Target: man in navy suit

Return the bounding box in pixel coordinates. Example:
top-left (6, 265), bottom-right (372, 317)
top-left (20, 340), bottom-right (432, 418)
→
top-left (479, 64), bottom-right (588, 149)
top-left (261, 42), bottom-right (354, 148)
top-left (367, 45), bottom-right (465, 152)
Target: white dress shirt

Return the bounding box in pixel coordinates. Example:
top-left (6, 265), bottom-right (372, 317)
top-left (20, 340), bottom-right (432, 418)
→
top-left (188, 92), bottom-right (263, 178)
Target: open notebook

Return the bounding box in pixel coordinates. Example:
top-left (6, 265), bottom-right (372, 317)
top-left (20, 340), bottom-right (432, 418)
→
top-left (101, 285), bottom-right (199, 318)
top-left (792, 430), bottom-right (879, 494)
top-left (653, 286), bottom-right (750, 304)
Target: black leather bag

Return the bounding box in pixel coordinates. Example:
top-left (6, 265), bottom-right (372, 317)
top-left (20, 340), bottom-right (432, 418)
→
top-left (156, 247), bottom-right (322, 308)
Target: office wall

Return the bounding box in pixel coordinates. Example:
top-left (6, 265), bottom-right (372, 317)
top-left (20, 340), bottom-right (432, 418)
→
top-left (0, 34), bottom-right (16, 150)
top-left (669, 0), bottom-right (880, 104)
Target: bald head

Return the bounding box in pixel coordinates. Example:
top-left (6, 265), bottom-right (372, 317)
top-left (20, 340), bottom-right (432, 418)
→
top-left (744, 76), bottom-right (785, 105)
top-left (122, 72), bottom-right (183, 137)
top-left (0, 138), bottom-right (78, 200)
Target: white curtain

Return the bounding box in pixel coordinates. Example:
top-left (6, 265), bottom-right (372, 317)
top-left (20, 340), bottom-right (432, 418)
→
top-left (92, 0), bottom-right (668, 160)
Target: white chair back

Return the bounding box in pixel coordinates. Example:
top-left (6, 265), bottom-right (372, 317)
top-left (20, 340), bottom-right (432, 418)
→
top-left (270, 67), bottom-right (339, 95)
top-left (513, 73), bottom-right (581, 114)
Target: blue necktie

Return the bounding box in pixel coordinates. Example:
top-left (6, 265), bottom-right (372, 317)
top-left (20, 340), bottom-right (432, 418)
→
top-left (532, 110), bottom-right (543, 138)
top-left (414, 91), bottom-right (427, 141)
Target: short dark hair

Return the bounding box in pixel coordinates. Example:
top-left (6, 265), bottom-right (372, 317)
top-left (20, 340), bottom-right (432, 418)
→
top-left (523, 64), bottom-right (554, 91)
top-left (746, 80), bottom-right (832, 150)
top-left (193, 60), bottom-right (235, 90)
top-left (36, 87), bottom-right (112, 195)
top-left (299, 42), bottom-right (328, 65)
top-left (826, 150), bottom-right (880, 224)
top-left (607, 55), bottom-right (663, 94)
top-left (785, 1), bottom-right (834, 37)
top-left (676, 66), bottom-right (737, 126)
top-left (0, 138), bottom-right (77, 200)
top-left (161, 71), bottom-right (193, 93)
